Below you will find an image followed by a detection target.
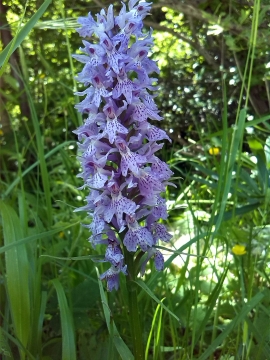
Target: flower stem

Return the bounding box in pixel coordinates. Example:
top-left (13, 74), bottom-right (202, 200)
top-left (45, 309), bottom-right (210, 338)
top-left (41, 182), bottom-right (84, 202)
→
top-left (124, 249), bottom-right (144, 360)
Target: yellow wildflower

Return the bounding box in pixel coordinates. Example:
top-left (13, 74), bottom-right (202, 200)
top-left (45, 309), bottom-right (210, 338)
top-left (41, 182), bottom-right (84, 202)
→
top-left (209, 147), bottom-right (220, 155)
top-left (232, 244), bottom-right (246, 255)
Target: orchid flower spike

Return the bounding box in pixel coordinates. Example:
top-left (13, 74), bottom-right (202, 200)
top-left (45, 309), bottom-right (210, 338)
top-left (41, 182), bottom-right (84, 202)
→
top-left (74, 0), bottom-right (173, 291)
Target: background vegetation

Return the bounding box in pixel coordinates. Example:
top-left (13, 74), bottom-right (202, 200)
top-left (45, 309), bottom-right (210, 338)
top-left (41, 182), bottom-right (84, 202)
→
top-left (0, 0), bottom-right (270, 359)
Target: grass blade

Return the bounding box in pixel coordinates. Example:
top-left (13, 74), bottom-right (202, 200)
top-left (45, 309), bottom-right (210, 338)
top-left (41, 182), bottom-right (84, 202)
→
top-left (96, 268), bottom-right (134, 360)
top-left (0, 201), bottom-right (31, 359)
top-left (135, 279), bottom-right (180, 322)
top-left (51, 279), bottom-right (76, 360)
top-left (0, 0), bottom-right (52, 69)
top-left (0, 326), bottom-right (14, 359)
top-left (3, 141), bottom-right (75, 197)
top-left (145, 302), bottom-right (162, 360)
top-left (214, 108), bottom-right (247, 230)
top-left (198, 291), bottom-right (265, 360)
top-left (24, 84), bottom-right (53, 225)
top-left (0, 221), bottom-right (79, 254)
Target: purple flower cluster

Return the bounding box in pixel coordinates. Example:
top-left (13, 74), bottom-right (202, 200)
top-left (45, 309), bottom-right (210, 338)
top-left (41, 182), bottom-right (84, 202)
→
top-left (74, 0), bottom-right (173, 291)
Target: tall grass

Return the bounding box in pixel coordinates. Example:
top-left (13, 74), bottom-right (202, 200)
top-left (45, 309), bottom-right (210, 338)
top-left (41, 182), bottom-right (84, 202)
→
top-left (0, 0), bottom-right (269, 359)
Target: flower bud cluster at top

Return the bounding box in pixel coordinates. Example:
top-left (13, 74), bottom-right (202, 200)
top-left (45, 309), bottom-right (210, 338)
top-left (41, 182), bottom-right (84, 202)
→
top-left (74, 0), bottom-right (173, 291)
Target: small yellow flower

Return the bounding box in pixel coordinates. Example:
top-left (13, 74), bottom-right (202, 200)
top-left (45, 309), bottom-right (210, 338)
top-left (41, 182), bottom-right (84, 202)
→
top-left (0, 129), bottom-right (4, 136)
top-left (232, 244), bottom-right (246, 255)
top-left (209, 147), bottom-right (220, 155)
top-left (59, 231), bottom-right (65, 238)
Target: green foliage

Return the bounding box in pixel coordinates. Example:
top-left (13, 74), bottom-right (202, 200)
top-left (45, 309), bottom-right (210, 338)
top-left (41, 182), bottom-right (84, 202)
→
top-left (0, 0), bottom-right (52, 72)
top-left (51, 279), bottom-right (76, 360)
top-left (0, 201), bottom-right (31, 359)
top-left (0, 0), bottom-right (270, 359)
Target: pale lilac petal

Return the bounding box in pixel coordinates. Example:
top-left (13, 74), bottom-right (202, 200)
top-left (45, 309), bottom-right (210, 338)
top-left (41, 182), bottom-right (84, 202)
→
top-left (77, 13), bottom-right (97, 37)
top-left (116, 138), bottom-right (147, 176)
top-left (123, 230), bottom-right (137, 252)
top-left (114, 196), bottom-right (137, 226)
top-left (138, 171), bottom-right (165, 196)
top-left (106, 119), bottom-right (128, 144)
top-left (113, 78), bottom-right (134, 103)
top-left (103, 205), bottom-right (115, 223)
top-left (132, 103), bottom-right (148, 122)
top-left (104, 191), bottom-right (137, 228)
top-left (140, 90), bottom-right (158, 110)
top-left (146, 125), bottom-right (171, 142)
top-left (100, 264), bottom-right (127, 291)
top-left (106, 5), bottom-right (115, 31)
top-left (115, 3), bottom-right (127, 28)
top-left (140, 247), bottom-right (155, 275)
top-left (135, 227), bottom-right (153, 251)
top-left (151, 223), bottom-right (172, 243)
top-left (88, 172), bottom-right (108, 188)
top-left (152, 197), bottom-right (168, 220)
top-left (123, 226), bottom-right (153, 252)
top-left (89, 214), bottom-right (106, 235)
top-left (140, 248), bottom-right (164, 275)
top-left (121, 152), bottom-right (146, 176)
top-left (154, 250), bottom-right (164, 271)
top-left (151, 157), bottom-right (174, 181)
top-left (105, 245), bottom-right (124, 266)
top-left (72, 54), bottom-right (92, 64)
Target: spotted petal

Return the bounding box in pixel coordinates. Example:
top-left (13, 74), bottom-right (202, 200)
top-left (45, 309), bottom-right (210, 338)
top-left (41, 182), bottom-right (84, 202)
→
top-left (137, 170), bottom-right (165, 196)
top-left (151, 223), bottom-right (172, 243)
top-left (104, 192), bottom-right (137, 227)
top-left (113, 78), bottom-right (134, 103)
top-left (100, 264), bottom-right (127, 291)
top-left (154, 250), bottom-right (164, 271)
top-left (123, 226), bottom-right (153, 252)
top-left (151, 156), bottom-right (174, 181)
top-left (106, 118), bottom-right (128, 144)
top-left (146, 125), bottom-right (171, 142)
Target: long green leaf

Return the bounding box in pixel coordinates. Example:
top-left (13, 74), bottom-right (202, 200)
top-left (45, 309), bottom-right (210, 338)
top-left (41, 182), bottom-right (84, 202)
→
top-left (0, 221), bottom-right (79, 254)
top-left (219, 202), bottom-right (262, 222)
top-left (0, 201), bottom-right (31, 359)
top-left (0, 328), bottom-right (35, 360)
top-left (40, 254), bottom-right (104, 261)
top-left (25, 85), bottom-right (52, 225)
top-left (51, 279), bottom-right (76, 360)
top-left (96, 268), bottom-right (134, 360)
top-left (0, 327), bottom-right (14, 360)
top-left (0, 0), bottom-right (52, 68)
top-left (198, 291), bottom-right (265, 360)
top-left (246, 114), bottom-right (270, 128)
top-left (145, 302), bottom-right (162, 360)
top-left (135, 279), bottom-right (180, 322)
top-left (3, 141), bottom-right (75, 197)
top-left (214, 108), bottom-right (247, 230)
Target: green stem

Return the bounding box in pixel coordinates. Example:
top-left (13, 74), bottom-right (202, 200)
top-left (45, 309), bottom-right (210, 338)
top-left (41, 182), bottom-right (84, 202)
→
top-left (124, 249), bottom-right (144, 360)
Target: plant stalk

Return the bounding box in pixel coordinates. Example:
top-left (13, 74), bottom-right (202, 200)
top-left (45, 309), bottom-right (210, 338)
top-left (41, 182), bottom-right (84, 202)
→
top-left (124, 249), bottom-right (144, 360)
